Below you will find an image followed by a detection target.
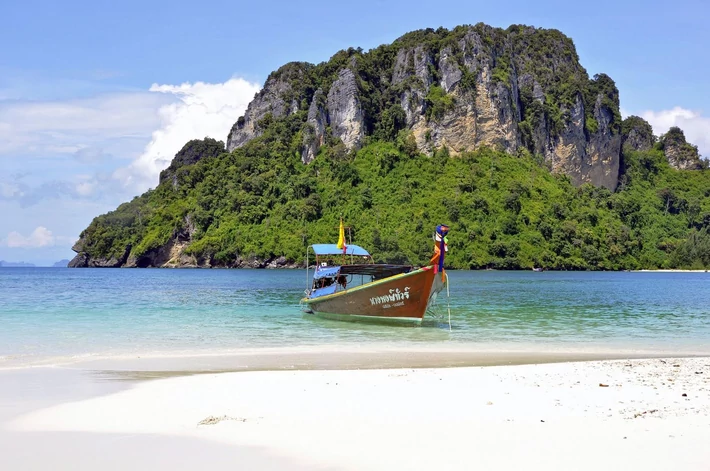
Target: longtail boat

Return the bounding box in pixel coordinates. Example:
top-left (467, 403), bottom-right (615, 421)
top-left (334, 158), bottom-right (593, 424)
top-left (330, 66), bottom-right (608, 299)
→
top-left (301, 222), bottom-right (450, 324)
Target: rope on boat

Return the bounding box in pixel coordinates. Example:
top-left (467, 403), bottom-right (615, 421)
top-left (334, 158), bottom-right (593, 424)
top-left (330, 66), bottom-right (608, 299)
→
top-left (305, 248), bottom-right (309, 291)
top-left (445, 272), bottom-right (451, 332)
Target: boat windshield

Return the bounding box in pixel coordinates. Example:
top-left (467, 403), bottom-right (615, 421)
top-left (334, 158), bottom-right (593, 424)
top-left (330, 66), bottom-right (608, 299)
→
top-left (306, 263), bottom-right (414, 299)
top-left (339, 264), bottom-right (413, 280)
top-left (304, 243), bottom-right (414, 299)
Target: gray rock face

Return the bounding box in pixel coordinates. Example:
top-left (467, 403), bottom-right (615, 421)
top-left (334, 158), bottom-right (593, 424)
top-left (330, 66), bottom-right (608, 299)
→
top-left (459, 30), bottom-right (484, 72)
top-left (226, 62), bottom-right (364, 161)
top-left (301, 89), bottom-right (328, 164)
top-left (585, 95), bottom-right (622, 188)
top-left (391, 48), bottom-right (411, 85)
top-left (226, 63), bottom-right (305, 152)
top-left (537, 93), bottom-right (622, 189)
top-left (393, 46), bottom-right (433, 129)
top-left (548, 93), bottom-right (587, 183)
top-left (326, 69), bottom-right (365, 151)
top-left (661, 127), bottom-right (703, 170)
top-left (225, 24), bottom-right (622, 190)
top-left (68, 245), bottom-right (130, 268)
top-left (621, 116), bottom-right (655, 153)
top-left (439, 47), bottom-right (462, 93)
top-left (518, 74), bottom-right (550, 156)
top-left (300, 69), bottom-right (366, 162)
top-left (70, 215), bottom-right (197, 269)
top-left (665, 145), bottom-right (702, 170)
top-left (411, 30), bottom-right (520, 156)
top-left (623, 129), bottom-right (653, 153)
top-left (67, 253), bottom-right (88, 268)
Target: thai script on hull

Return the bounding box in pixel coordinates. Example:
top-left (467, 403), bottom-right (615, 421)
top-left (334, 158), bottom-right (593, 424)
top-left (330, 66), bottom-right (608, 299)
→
top-left (370, 287), bottom-right (410, 306)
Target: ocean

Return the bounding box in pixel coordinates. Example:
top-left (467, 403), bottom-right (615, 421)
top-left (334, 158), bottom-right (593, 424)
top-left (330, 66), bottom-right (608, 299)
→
top-left (1, 268), bottom-right (710, 368)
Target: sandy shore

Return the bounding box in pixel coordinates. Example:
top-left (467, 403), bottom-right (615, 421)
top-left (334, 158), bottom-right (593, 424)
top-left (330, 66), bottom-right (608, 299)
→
top-left (6, 357), bottom-right (710, 470)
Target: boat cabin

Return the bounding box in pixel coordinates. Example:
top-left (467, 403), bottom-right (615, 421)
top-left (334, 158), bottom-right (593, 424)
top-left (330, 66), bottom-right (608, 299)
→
top-left (306, 244), bottom-right (413, 299)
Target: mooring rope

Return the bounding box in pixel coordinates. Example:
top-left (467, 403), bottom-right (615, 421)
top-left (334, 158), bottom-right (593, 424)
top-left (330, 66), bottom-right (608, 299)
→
top-left (445, 272), bottom-right (452, 332)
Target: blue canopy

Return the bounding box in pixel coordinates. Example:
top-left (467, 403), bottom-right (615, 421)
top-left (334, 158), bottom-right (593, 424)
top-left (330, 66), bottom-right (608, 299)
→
top-left (310, 244), bottom-right (370, 257)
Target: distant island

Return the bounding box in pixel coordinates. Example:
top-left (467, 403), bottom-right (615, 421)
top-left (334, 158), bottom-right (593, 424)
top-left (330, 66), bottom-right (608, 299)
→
top-left (0, 260), bottom-right (36, 267)
top-left (52, 259), bottom-right (70, 268)
top-left (68, 23), bottom-right (710, 271)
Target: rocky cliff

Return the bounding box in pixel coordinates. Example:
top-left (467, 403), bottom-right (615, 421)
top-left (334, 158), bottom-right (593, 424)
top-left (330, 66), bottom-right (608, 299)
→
top-left (659, 127), bottom-right (704, 170)
top-left (621, 115), bottom-right (655, 152)
top-left (226, 24), bottom-right (625, 189)
top-left (620, 117), bottom-right (706, 170)
top-left (227, 62), bottom-right (313, 152)
top-left (227, 63), bottom-right (309, 151)
top-left (68, 23), bottom-right (710, 270)
top-left (159, 138), bottom-right (225, 188)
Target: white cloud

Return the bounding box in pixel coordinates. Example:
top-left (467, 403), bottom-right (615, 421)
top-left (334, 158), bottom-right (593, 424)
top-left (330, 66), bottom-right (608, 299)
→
top-left (0, 199), bottom-right (111, 264)
top-left (0, 75), bottom-right (261, 260)
top-left (75, 180), bottom-right (97, 197)
top-left (0, 181), bottom-right (24, 198)
top-left (0, 92), bottom-right (172, 157)
top-left (4, 226), bottom-right (55, 248)
top-left (112, 77), bottom-right (261, 193)
top-left (0, 75), bottom-right (261, 205)
top-left (627, 106), bottom-right (710, 157)
top-left (2, 226), bottom-right (78, 249)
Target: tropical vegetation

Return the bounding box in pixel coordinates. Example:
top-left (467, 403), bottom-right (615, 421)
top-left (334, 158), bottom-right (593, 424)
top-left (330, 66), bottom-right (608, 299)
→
top-left (77, 122), bottom-right (710, 270)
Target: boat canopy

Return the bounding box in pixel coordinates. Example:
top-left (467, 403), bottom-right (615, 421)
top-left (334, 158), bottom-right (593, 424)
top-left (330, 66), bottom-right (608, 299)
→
top-left (310, 244), bottom-right (370, 257)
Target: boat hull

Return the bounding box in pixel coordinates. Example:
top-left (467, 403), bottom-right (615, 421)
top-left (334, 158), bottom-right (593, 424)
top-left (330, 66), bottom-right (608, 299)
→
top-left (302, 265), bottom-right (443, 324)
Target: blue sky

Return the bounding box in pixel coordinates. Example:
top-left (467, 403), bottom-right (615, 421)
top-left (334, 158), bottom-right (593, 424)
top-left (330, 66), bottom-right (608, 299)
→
top-left (1, 0), bottom-right (709, 265)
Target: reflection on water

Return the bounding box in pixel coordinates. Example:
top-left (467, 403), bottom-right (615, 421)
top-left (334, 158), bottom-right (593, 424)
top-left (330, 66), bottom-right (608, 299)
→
top-left (1, 268), bottom-right (710, 365)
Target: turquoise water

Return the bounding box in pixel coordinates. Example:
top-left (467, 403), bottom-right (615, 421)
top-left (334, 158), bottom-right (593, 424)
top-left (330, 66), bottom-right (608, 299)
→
top-left (1, 268), bottom-right (710, 367)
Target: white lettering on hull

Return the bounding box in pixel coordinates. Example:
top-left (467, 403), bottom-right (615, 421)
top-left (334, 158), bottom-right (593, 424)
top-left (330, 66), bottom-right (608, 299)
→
top-left (370, 287), bottom-right (410, 307)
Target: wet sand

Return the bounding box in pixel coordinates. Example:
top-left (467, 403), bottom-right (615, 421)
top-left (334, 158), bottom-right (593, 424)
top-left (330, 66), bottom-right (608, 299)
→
top-left (59, 346), bottom-right (710, 378)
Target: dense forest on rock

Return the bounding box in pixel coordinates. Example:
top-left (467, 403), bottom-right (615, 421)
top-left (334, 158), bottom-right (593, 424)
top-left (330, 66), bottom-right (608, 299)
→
top-left (69, 24), bottom-right (710, 270)
top-left (71, 129), bottom-right (710, 270)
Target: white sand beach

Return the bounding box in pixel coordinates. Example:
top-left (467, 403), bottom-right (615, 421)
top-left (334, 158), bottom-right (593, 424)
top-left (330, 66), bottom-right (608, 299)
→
top-left (5, 356), bottom-right (710, 470)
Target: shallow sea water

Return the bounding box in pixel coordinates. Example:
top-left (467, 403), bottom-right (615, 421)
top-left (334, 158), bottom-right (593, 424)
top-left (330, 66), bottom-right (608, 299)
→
top-left (1, 268), bottom-right (709, 367)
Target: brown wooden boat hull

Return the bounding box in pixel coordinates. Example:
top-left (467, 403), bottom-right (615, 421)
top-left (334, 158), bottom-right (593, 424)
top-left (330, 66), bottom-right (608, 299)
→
top-left (302, 265), bottom-right (444, 323)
